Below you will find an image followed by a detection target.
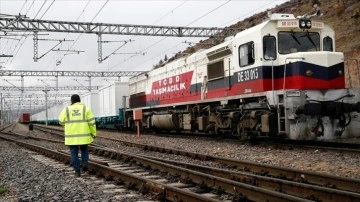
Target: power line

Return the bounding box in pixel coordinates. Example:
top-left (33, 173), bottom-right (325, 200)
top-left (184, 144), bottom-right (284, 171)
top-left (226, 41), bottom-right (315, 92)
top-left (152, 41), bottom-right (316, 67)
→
top-left (25, 0), bottom-right (36, 16)
top-left (107, 0), bottom-right (189, 71)
top-left (39, 0), bottom-right (55, 19)
top-left (109, 0), bottom-right (231, 71)
top-left (220, 0), bottom-right (286, 27)
top-left (5, 0), bottom-right (56, 67)
top-left (111, 0), bottom-right (288, 72)
top-left (19, 0), bottom-right (28, 14)
top-left (34, 0), bottom-right (48, 19)
top-left (152, 0), bottom-right (188, 25)
top-left (57, 0), bottom-right (109, 67)
top-left (186, 0), bottom-right (232, 26)
top-left (49, 0), bottom-right (91, 69)
top-left (90, 0), bottom-right (109, 22)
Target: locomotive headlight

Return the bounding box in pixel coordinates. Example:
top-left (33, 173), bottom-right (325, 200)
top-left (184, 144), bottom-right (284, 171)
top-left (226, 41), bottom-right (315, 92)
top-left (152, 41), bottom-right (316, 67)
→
top-left (338, 70), bottom-right (343, 76)
top-left (306, 21), bottom-right (312, 28)
top-left (299, 19), bottom-right (312, 29)
top-left (301, 21), bottom-right (306, 27)
top-left (306, 70), bottom-right (313, 77)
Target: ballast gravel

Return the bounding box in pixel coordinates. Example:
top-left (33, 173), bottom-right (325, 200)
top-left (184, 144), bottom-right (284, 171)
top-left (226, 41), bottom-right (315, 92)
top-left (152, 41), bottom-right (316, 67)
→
top-left (37, 124), bottom-right (360, 179)
top-left (0, 140), bottom-right (130, 202)
top-left (4, 123), bottom-right (359, 201)
top-left (0, 140), bottom-right (115, 202)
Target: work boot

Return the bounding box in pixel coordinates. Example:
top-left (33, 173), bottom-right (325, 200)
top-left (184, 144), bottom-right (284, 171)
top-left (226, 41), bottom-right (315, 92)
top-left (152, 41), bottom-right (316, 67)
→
top-left (75, 171), bottom-right (81, 177)
top-left (82, 166), bottom-right (88, 172)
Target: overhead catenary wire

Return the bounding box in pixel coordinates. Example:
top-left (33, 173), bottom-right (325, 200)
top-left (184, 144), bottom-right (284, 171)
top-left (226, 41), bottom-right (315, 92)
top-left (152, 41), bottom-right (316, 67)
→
top-left (106, 0), bottom-right (191, 71)
top-left (108, 0), bottom-right (232, 71)
top-left (6, 0), bottom-right (37, 71)
top-left (56, 0), bottom-right (110, 66)
top-left (2, 0), bottom-right (34, 66)
top-left (2, 1), bottom-right (288, 72)
top-left (34, 0), bottom-right (48, 19)
top-left (152, 0), bottom-right (189, 25)
top-left (39, 0), bottom-right (55, 19)
top-left (47, 0), bottom-right (92, 69)
top-left (185, 0), bottom-right (231, 26)
top-left (220, 0), bottom-right (299, 27)
top-left (110, 0), bottom-right (288, 72)
top-left (9, 0), bottom-right (49, 62)
top-left (4, 0), bottom-right (55, 67)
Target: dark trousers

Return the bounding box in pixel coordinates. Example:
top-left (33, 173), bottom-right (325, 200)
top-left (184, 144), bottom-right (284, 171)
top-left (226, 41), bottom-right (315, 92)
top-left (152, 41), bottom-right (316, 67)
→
top-left (69, 145), bottom-right (89, 172)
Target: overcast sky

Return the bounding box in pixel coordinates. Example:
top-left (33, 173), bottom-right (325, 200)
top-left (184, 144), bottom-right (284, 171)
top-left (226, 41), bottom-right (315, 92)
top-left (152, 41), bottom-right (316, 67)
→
top-left (0, 0), bottom-right (288, 104)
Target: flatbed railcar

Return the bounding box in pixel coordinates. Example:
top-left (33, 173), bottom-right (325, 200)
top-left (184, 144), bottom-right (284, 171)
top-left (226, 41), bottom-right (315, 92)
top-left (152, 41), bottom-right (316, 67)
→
top-left (124, 13), bottom-right (360, 140)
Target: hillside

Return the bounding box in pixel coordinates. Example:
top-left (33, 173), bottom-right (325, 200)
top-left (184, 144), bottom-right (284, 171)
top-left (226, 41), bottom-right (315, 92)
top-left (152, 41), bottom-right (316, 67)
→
top-left (176, 0), bottom-right (360, 87)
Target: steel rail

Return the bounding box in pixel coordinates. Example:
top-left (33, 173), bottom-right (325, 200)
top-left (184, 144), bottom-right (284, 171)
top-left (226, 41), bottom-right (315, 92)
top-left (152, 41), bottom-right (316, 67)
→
top-left (23, 125), bottom-right (322, 202)
top-left (140, 154), bottom-right (360, 202)
top-left (89, 145), bottom-right (312, 202)
top-left (31, 126), bottom-right (316, 201)
top-left (0, 133), bottom-right (220, 202)
top-left (98, 136), bottom-right (360, 193)
top-left (33, 124), bottom-right (360, 193)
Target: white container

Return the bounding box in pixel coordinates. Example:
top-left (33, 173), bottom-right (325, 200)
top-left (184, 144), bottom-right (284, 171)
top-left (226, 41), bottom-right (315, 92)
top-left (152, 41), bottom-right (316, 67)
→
top-left (81, 91), bottom-right (100, 117)
top-left (47, 105), bottom-right (56, 120)
top-left (98, 82), bottom-right (129, 117)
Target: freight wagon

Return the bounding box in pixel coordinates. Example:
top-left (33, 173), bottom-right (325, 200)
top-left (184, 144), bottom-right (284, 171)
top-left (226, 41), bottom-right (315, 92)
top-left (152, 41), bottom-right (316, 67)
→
top-left (19, 113), bottom-right (30, 124)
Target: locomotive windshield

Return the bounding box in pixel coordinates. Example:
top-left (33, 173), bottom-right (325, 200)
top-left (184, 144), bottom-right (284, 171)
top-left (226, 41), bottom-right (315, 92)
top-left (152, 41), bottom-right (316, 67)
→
top-left (278, 31), bottom-right (320, 54)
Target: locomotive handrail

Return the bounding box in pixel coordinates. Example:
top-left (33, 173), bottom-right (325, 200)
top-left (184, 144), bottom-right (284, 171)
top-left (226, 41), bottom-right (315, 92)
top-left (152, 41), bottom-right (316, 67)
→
top-left (269, 58), bottom-right (276, 106)
top-left (280, 57), bottom-right (305, 134)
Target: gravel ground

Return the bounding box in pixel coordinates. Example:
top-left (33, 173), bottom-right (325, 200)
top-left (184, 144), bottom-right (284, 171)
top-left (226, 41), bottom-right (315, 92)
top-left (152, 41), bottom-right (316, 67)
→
top-left (0, 140), bottom-right (116, 202)
top-left (0, 124), bottom-right (154, 202)
top-left (34, 124), bottom-right (360, 179)
top-left (2, 123), bottom-right (359, 201)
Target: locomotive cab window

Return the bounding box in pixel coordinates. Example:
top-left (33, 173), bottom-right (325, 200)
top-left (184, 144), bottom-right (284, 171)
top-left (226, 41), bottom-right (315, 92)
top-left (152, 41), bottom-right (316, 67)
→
top-left (278, 31), bottom-right (320, 54)
top-left (239, 41), bottom-right (255, 67)
top-left (263, 36), bottom-right (276, 60)
top-left (323, 36), bottom-right (333, 51)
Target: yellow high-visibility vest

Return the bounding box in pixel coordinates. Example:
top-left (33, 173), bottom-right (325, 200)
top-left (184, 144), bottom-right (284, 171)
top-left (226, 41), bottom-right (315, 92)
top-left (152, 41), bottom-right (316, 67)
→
top-left (58, 102), bottom-right (96, 145)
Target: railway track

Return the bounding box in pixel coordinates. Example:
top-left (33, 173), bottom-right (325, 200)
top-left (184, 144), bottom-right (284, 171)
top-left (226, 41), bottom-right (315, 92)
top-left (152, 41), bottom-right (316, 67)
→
top-left (8, 124), bottom-right (360, 201)
top-left (34, 124), bottom-right (360, 152)
top-left (0, 131), bottom-right (220, 201)
top-left (253, 137), bottom-right (360, 153)
top-left (33, 124), bottom-right (360, 192)
top-left (0, 130), bottom-right (309, 202)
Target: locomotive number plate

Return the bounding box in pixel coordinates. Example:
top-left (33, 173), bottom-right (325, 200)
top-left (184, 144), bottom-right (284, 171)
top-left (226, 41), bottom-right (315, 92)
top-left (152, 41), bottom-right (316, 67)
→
top-left (286, 90), bottom-right (301, 97)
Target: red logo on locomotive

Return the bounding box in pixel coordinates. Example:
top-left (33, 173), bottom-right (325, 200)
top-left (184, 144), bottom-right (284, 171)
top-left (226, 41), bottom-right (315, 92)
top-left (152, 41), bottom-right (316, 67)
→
top-left (150, 71), bottom-right (194, 99)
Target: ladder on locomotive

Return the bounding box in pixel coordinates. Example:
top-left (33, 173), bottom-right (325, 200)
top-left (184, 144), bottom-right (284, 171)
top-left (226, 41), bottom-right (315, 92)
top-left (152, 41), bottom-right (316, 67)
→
top-left (277, 94), bottom-right (286, 134)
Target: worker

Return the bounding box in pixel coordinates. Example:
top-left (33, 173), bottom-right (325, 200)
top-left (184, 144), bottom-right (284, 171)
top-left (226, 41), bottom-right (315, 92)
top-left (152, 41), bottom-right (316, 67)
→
top-left (58, 94), bottom-right (96, 177)
top-left (28, 123), bottom-right (34, 135)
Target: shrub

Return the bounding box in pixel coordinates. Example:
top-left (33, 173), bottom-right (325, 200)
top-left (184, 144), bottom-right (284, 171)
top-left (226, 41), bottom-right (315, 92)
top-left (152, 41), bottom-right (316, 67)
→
top-left (0, 185), bottom-right (8, 195)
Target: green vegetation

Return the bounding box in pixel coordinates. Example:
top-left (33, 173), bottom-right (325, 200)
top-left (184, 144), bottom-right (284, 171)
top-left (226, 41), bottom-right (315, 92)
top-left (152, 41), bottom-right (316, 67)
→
top-left (0, 185), bottom-right (8, 195)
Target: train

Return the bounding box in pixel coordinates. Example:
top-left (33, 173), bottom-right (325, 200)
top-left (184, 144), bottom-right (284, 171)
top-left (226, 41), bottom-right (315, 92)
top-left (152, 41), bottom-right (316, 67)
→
top-left (19, 113), bottom-right (31, 124)
top-left (31, 82), bottom-right (129, 129)
top-left (31, 12), bottom-right (360, 140)
top-left (125, 13), bottom-right (360, 140)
